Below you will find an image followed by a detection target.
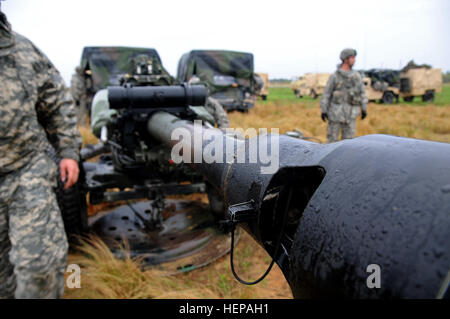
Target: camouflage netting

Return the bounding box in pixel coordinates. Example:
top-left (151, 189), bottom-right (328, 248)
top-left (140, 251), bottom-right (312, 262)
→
top-left (176, 50), bottom-right (254, 94)
top-left (80, 46), bottom-right (174, 92)
top-left (401, 60), bottom-right (432, 73)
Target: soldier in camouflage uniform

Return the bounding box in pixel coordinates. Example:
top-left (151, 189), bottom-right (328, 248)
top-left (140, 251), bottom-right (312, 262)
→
top-left (0, 10), bottom-right (81, 298)
top-left (320, 48), bottom-right (368, 143)
top-left (70, 66), bottom-right (89, 125)
top-left (188, 76), bottom-right (229, 129)
top-left (204, 96), bottom-right (230, 129)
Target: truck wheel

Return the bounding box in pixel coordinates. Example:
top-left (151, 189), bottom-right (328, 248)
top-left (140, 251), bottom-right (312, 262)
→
top-left (382, 91), bottom-right (395, 104)
top-left (403, 96), bottom-right (414, 102)
top-left (262, 95), bottom-right (267, 101)
top-left (422, 91), bottom-right (435, 102)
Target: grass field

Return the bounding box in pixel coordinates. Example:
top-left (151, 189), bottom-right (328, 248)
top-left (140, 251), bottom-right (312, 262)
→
top-left (64, 84), bottom-right (450, 299)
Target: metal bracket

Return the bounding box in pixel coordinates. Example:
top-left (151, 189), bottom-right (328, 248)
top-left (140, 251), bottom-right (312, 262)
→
top-left (220, 200), bottom-right (257, 232)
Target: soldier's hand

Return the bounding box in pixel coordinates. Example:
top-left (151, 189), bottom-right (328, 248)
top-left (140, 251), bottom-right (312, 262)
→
top-left (321, 112), bottom-right (328, 122)
top-left (60, 159), bottom-right (80, 189)
top-left (361, 110), bottom-right (367, 120)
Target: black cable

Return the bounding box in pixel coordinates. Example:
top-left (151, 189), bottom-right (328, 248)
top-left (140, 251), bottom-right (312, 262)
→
top-left (229, 186), bottom-right (293, 285)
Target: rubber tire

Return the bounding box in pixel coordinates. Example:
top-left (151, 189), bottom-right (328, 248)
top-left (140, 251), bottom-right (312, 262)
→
top-left (382, 91), bottom-right (395, 104)
top-left (262, 95), bottom-right (267, 101)
top-left (422, 91), bottom-right (435, 102)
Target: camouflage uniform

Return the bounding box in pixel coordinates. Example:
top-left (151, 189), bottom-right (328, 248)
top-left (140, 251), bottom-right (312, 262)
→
top-left (0, 13), bottom-right (81, 298)
top-left (188, 76), bottom-right (230, 129)
top-left (204, 97), bottom-right (230, 129)
top-left (320, 67), bottom-right (368, 143)
top-left (70, 67), bottom-right (88, 125)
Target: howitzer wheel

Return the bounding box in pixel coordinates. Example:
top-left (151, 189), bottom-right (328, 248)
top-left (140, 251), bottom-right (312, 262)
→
top-left (88, 199), bottom-right (237, 274)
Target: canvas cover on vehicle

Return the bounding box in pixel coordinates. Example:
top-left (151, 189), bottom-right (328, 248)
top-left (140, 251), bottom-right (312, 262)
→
top-left (80, 46), bottom-right (173, 92)
top-left (401, 60), bottom-right (432, 73)
top-left (365, 69), bottom-right (401, 88)
top-left (176, 50), bottom-right (255, 94)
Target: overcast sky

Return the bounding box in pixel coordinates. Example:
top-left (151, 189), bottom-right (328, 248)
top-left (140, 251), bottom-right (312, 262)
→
top-left (3, 0), bottom-right (449, 85)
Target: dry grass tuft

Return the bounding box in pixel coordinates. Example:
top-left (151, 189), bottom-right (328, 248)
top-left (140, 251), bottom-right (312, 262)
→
top-left (64, 235), bottom-right (219, 299)
top-left (64, 233), bottom-right (292, 299)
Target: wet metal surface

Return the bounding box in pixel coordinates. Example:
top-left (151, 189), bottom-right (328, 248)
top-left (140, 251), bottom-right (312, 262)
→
top-left (89, 199), bottom-right (232, 272)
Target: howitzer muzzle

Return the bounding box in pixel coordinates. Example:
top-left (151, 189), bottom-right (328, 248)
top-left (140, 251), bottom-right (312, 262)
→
top-left (108, 84), bottom-right (207, 109)
top-left (146, 112), bottom-right (450, 299)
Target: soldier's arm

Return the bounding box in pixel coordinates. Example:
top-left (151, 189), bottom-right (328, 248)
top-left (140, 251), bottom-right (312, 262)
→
top-left (320, 75), bottom-right (335, 113)
top-left (34, 47), bottom-right (82, 161)
top-left (206, 97), bottom-right (230, 129)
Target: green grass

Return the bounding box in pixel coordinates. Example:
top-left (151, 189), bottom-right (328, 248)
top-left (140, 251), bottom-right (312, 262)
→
top-left (266, 84), bottom-right (450, 107)
top-left (403, 83), bottom-right (450, 106)
top-left (264, 87), bottom-right (318, 107)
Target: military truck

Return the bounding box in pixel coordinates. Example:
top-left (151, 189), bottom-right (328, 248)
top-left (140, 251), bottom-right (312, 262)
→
top-left (176, 50), bottom-right (257, 112)
top-left (70, 46), bottom-right (175, 116)
top-left (361, 64), bottom-right (442, 103)
top-left (362, 76), bottom-right (399, 104)
top-left (290, 73), bottom-right (330, 99)
top-left (399, 63), bottom-right (442, 102)
top-left (360, 69), bottom-right (400, 104)
top-left (254, 72), bottom-right (269, 100)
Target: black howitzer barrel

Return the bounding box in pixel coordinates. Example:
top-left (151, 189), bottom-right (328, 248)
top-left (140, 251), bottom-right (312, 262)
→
top-left (108, 84), bottom-right (207, 110)
top-left (147, 111), bottom-right (450, 299)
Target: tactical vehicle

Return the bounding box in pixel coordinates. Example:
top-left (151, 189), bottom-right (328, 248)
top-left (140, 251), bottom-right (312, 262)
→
top-left (362, 76), bottom-right (399, 104)
top-left (176, 50), bottom-right (257, 112)
top-left (361, 64), bottom-right (442, 103)
top-left (61, 48), bottom-right (232, 272)
top-left (360, 69), bottom-right (401, 104)
top-left (399, 62), bottom-right (442, 102)
top-left (290, 73), bottom-right (330, 99)
top-left (254, 72), bottom-right (269, 100)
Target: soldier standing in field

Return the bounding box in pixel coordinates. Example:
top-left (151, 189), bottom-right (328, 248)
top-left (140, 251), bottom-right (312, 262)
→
top-left (0, 7), bottom-right (81, 298)
top-left (320, 48), bottom-right (368, 143)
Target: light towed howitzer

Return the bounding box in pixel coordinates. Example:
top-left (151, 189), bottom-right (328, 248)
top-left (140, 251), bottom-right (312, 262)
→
top-left (69, 84), bottom-right (239, 271)
top-left (115, 86), bottom-right (450, 298)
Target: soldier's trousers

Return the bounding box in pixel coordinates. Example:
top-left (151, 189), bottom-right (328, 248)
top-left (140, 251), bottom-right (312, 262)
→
top-left (327, 120), bottom-right (356, 143)
top-left (0, 152), bottom-right (68, 299)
